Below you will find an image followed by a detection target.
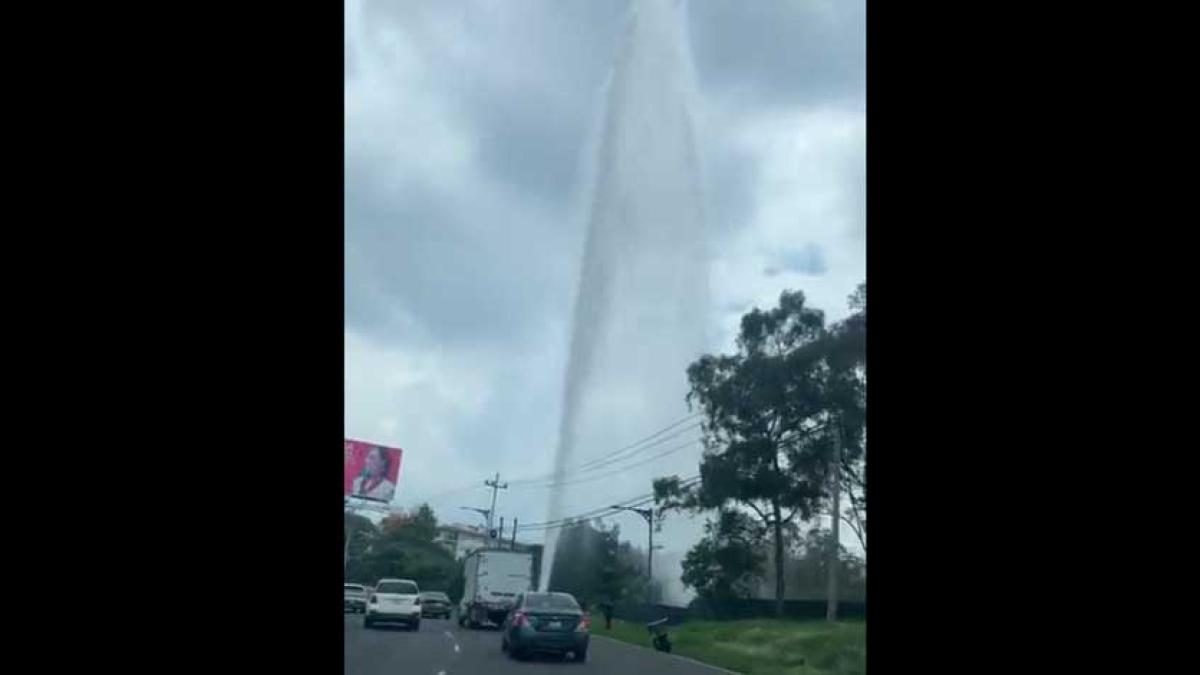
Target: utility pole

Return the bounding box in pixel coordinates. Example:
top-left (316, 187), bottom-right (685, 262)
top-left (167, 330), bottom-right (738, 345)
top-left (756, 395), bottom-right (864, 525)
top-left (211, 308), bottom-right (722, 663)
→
top-left (827, 416), bottom-right (842, 622)
top-left (511, 518), bottom-right (518, 550)
top-left (485, 472), bottom-right (508, 533)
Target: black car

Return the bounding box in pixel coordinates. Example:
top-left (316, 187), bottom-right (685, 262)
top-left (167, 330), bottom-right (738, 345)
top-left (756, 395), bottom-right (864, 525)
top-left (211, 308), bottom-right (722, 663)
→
top-left (419, 591), bottom-right (452, 619)
top-left (501, 592), bottom-right (590, 662)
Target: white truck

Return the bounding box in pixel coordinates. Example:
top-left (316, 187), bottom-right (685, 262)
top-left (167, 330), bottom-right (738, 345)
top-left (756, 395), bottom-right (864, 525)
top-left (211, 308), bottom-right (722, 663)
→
top-left (458, 548), bottom-right (535, 628)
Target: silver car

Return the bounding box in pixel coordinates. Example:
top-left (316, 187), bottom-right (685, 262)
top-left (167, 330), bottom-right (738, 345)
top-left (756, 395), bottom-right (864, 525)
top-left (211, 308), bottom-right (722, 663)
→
top-left (344, 583), bottom-right (368, 613)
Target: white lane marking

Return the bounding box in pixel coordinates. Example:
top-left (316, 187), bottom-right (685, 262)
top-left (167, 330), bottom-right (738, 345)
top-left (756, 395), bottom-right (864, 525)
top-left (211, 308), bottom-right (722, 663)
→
top-left (593, 635), bottom-right (743, 674)
top-left (442, 629), bottom-right (462, 654)
top-left (454, 644), bottom-right (460, 653)
top-left (437, 671), bottom-right (445, 675)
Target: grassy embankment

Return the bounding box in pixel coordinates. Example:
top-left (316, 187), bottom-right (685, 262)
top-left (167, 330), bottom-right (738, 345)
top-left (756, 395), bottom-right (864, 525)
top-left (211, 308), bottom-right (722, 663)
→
top-left (597, 617), bottom-right (865, 675)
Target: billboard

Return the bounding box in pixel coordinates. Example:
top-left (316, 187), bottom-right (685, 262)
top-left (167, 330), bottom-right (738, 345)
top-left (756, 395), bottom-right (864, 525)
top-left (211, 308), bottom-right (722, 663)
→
top-left (344, 439), bottom-right (403, 503)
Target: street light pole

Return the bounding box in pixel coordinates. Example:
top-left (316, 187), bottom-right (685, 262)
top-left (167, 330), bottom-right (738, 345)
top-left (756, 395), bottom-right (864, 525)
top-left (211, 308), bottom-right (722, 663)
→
top-left (611, 505), bottom-right (656, 598)
top-left (459, 506), bottom-right (491, 528)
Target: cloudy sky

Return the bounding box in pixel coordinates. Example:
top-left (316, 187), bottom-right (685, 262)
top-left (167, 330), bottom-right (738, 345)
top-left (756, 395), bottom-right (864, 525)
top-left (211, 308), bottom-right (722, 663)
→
top-left (345, 0), bottom-right (865, 592)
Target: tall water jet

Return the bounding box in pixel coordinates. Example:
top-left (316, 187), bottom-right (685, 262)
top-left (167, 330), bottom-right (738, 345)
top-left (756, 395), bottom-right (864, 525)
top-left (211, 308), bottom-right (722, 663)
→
top-left (541, 0), bottom-right (709, 591)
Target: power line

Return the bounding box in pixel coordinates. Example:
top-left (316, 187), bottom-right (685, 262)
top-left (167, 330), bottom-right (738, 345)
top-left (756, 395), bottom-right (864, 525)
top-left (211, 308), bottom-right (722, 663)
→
top-left (507, 415), bottom-right (703, 486)
top-left (517, 491), bottom-right (658, 531)
top-left (407, 413), bottom-right (703, 502)
top-left (562, 415), bottom-right (703, 473)
top-left (409, 482), bottom-right (489, 504)
top-left (516, 497), bottom-right (654, 532)
top-left (516, 475), bottom-right (701, 531)
top-left (510, 437), bottom-right (704, 491)
top-left (531, 422), bottom-right (703, 478)
top-left (516, 496), bottom-right (659, 533)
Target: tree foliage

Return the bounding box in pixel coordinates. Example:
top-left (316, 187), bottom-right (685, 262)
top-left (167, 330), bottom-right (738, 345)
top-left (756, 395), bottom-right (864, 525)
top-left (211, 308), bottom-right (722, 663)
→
top-left (344, 512), bottom-right (378, 561)
top-left (786, 527), bottom-right (866, 599)
top-left (679, 510), bottom-right (765, 602)
top-left (547, 519), bottom-right (643, 608)
top-left (616, 540), bottom-right (664, 604)
top-left (345, 503), bottom-right (458, 592)
top-left (656, 290), bottom-right (834, 615)
top-left (827, 282), bottom-right (866, 551)
top-left (381, 503), bottom-right (438, 542)
top-left (655, 284), bottom-right (867, 614)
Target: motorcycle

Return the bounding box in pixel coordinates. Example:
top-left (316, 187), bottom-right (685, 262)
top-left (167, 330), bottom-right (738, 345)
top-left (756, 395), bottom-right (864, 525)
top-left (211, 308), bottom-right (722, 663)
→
top-left (646, 617), bottom-right (672, 653)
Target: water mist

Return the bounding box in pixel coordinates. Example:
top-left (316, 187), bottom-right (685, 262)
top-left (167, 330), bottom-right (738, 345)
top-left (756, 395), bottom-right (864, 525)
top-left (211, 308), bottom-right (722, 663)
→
top-left (541, 0), bottom-right (708, 591)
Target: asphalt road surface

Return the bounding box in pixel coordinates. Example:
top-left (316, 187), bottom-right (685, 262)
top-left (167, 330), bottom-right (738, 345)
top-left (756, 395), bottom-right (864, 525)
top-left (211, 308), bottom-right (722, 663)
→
top-left (344, 613), bottom-right (732, 675)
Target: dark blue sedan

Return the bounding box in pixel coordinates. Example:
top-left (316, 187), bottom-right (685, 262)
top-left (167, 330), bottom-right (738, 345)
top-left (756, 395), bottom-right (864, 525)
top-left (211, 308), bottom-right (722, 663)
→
top-left (501, 592), bottom-right (590, 662)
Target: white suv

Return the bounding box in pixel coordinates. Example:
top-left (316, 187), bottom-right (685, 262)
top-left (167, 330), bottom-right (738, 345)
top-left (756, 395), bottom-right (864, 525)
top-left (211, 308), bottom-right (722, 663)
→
top-left (364, 578), bottom-right (422, 631)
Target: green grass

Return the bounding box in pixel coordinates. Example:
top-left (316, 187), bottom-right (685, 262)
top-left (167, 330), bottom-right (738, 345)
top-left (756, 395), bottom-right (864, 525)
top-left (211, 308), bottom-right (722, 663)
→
top-left (596, 617), bottom-right (865, 675)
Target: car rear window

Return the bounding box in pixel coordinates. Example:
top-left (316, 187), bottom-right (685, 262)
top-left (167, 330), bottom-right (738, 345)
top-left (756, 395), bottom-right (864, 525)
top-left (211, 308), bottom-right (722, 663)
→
top-left (421, 592), bottom-right (449, 601)
top-left (344, 585), bottom-right (365, 593)
top-left (376, 581), bottom-right (419, 594)
top-left (524, 594), bottom-right (579, 610)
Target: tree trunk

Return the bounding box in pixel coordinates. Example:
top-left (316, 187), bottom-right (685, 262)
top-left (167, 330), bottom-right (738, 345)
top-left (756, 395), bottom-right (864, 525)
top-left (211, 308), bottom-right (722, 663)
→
top-left (826, 417), bottom-right (842, 621)
top-left (772, 498), bottom-right (785, 617)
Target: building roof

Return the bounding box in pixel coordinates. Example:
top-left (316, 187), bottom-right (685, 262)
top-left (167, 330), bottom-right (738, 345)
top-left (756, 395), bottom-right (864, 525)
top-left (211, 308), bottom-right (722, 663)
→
top-left (436, 523), bottom-right (489, 537)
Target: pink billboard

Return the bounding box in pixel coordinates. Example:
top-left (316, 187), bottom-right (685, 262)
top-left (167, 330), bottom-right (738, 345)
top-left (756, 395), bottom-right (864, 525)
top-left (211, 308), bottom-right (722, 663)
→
top-left (344, 439), bottom-right (403, 503)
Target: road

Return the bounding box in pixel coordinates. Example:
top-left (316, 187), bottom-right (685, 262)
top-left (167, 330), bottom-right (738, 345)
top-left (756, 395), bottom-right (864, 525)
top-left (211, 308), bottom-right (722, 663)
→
top-left (344, 613), bottom-right (732, 675)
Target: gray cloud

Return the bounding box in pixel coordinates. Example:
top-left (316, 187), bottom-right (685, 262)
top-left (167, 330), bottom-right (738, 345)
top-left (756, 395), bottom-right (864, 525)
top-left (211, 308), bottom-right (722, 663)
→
top-left (687, 0), bottom-right (865, 107)
top-left (468, 92), bottom-right (588, 207)
top-left (701, 140), bottom-right (761, 240)
top-left (344, 166), bottom-right (573, 348)
top-left (345, 0), bottom-right (866, 557)
top-left (773, 242), bottom-right (828, 276)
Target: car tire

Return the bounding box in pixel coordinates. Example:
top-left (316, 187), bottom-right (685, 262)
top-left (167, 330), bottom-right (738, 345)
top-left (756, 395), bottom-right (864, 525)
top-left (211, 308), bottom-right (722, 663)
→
top-left (575, 648), bottom-right (588, 663)
top-left (411, 620), bottom-right (421, 632)
top-left (364, 616), bottom-right (374, 629)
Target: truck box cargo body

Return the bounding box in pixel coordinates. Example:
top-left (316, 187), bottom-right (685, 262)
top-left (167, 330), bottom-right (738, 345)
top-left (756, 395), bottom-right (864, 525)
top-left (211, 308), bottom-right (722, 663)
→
top-left (459, 548), bottom-right (534, 628)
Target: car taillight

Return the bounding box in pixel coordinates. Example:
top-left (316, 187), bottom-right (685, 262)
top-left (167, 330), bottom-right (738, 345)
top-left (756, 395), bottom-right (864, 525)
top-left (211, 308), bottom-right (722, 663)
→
top-left (414, 598), bottom-right (421, 605)
top-left (576, 614), bottom-right (590, 633)
top-left (370, 596), bottom-right (378, 604)
top-left (513, 611), bottom-right (530, 628)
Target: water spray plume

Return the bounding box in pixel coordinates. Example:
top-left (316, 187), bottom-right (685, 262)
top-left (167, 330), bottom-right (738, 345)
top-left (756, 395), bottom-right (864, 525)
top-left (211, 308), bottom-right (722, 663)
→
top-left (541, 0), bottom-right (708, 591)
